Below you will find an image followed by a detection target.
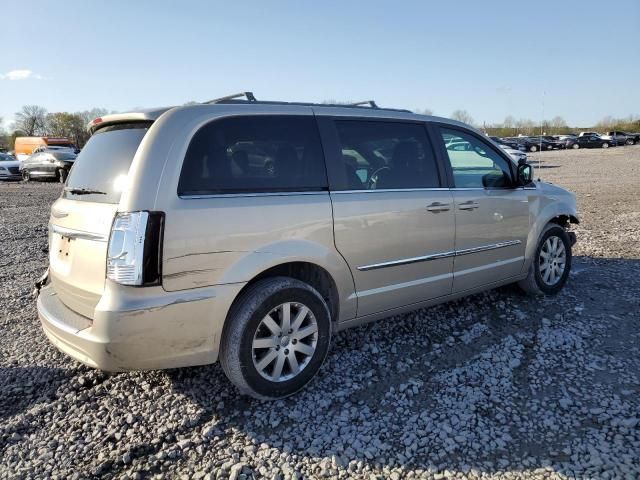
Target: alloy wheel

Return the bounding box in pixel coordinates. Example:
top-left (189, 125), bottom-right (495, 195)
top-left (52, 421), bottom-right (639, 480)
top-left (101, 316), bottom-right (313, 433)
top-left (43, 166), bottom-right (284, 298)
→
top-left (539, 236), bottom-right (566, 286)
top-left (252, 302), bottom-right (318, 382)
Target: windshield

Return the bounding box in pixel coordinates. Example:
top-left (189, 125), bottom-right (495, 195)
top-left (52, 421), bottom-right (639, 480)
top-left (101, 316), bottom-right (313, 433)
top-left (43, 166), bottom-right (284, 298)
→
top-left (63, 122), bottom-right (151, 203)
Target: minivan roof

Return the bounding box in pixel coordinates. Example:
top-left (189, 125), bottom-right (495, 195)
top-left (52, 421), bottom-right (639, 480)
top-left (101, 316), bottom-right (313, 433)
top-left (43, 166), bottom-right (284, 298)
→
top-left (87, 101), bottom-right (469, 134)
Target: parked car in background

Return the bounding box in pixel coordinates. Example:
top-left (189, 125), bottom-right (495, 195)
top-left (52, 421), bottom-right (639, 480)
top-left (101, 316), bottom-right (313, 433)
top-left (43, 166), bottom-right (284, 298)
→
top-left (605, 131), bottom-right (635, 145)
top-left (626, 132), bottom-right (640, 144)
top-left (529, 136), bottom-right (564, 150)
top-left (490, 136), bottom-right (525, 151)
top-left (14, 137), bottom-right (76, 161)
top-left (565, 135), bottom-right (613, 149)
top-left (35, 93), bottom-right (580, 399)
top-left (512, 137), bottom-right (553, 152)
top-left (578, 131), bottom-right (600, 138)
top-left (21, 150), bottom-right (77, 182)
top-left (0, 152), bottom-right (22, 180)
top-left (498, 144), bottom-right (527, 163)
top-left (556, 134), bottom-right (577, 142)
top-left (33, 144), bottom-right (80, 155)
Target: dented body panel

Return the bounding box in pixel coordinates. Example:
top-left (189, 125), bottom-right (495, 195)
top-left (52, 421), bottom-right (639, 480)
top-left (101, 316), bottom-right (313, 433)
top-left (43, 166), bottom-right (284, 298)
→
top-left (38, 102), bottom-right (579, 373)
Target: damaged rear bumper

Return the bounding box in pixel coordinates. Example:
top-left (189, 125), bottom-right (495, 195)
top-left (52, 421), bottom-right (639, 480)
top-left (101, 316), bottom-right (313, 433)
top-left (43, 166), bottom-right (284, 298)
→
top-left (37, 280), bottom-right (246, 372)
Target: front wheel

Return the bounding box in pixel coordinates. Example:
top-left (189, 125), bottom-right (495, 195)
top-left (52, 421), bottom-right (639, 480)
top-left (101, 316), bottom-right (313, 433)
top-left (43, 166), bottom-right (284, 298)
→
top-left (219, 277), bottom-right (332, 399)
top-left (518, 223), bottom-right (572, 296)
top-left (22, 170), bottom-right (30, 182)
top-left (529, 145), bottom-right (538, 152)
top-left (572, 143), bottom-right (580, 149)
top-left (602, 142), bottom-right (610, 149)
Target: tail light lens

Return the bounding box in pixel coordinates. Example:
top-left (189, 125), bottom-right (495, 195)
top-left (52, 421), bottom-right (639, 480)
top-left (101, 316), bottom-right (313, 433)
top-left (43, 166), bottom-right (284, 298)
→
top-left (106, 211), bottom-right (164, 286)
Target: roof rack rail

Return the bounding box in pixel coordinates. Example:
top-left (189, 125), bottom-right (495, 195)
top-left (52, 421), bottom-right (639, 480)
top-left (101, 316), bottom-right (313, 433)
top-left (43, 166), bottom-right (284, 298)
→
top-left (201, 92), bottom-right (411, 113)
top-left (205, 92), bottom-right (257, 104)
top-left (349, 100), bottom-right (379, 108)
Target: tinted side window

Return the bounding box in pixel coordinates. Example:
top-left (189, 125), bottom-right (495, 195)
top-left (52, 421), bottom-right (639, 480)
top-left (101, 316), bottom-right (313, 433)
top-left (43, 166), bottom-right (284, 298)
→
top-left (332, 120), bottom-right (440, 190)
top-left (439, 127), bottom-right (513, 189)
top-left (178, 116), bottom-right (327, 195)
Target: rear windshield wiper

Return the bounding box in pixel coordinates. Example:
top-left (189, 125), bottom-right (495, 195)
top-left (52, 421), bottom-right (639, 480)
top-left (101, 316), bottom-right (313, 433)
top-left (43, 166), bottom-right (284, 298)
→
top-left (64, 187), bottom-right (107, 195)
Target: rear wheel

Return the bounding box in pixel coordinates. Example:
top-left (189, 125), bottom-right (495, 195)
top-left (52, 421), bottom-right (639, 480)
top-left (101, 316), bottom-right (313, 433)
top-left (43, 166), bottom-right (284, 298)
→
top-left (219, 277), bottom-right (332, 399)
top-left (22, 170), bottom-right (30, 182)
top-left (518, 223), bottom-right (572, 296)
top-left (529, 145), bottom-right (538, 152)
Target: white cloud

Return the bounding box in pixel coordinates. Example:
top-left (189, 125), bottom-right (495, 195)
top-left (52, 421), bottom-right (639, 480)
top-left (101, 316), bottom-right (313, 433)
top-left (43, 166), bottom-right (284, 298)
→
top-left (0, 69), bottom-right (44, 81)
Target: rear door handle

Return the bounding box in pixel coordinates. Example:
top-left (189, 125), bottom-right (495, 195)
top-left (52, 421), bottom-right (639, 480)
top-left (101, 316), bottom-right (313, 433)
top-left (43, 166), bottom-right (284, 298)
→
top-left (458, 200), bottom-right (479, 211)
top-left (426, 202), bottom-right (450, 213)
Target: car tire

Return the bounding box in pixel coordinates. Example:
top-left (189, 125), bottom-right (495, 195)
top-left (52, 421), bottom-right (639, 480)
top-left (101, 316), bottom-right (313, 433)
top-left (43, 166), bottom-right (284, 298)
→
top-left (572, 143), bottom-right (579, 149)
top-left (529, 145), bottom-right (538, 152)
top-left (602, 142), bottom-right (609, 148)
top-left (219, 276), bottom-right (332, 400)
top-left (518, 223), bottom-right (572, 296)
top-left (57, 169), bottom-right (68, 184)
top-left (22, 170), bottom-right (30, 182)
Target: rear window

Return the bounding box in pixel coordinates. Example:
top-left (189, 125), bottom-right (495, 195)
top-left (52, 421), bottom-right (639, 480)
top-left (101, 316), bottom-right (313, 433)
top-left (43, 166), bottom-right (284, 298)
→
top-left (63, 122), bottom-right (151, 203)
top-left (178, 115), bottom-right (327, 195)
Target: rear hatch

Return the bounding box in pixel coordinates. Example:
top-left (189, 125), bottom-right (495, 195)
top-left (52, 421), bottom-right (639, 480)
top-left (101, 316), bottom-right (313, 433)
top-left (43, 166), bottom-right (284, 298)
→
top-left (48, 122), bottom-right (152, 318)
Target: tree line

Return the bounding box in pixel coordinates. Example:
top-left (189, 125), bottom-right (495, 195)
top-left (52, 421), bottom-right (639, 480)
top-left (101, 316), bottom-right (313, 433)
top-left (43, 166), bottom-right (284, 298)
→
top-left (445, 110), bottom-right (640, 137)
top-left (2, 104), bottom-right (639, 152)
top-left (0, 105), bottom-right (110, 151)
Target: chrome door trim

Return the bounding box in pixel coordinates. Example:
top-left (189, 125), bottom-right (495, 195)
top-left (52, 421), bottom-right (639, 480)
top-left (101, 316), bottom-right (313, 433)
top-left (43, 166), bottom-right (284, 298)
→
top-left (332, 188), bottom-right (450, 194)
top-left (357, 240), bottom-right (522, 271)
top-left (358, 251), bottom-right (456, 271)
top-left (50, 224), bottom-right (109, 242)
top-left (179, 191), bottom-right (328, 199)
top-left (455, 240), bottom-right (522, 256)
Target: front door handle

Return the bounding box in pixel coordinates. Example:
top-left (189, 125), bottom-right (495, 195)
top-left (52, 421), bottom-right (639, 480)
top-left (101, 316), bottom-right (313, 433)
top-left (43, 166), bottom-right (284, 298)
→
top-left (458, 200), bottom-right (479, 211)
top-left (426, 202), bottom-right (450, 213)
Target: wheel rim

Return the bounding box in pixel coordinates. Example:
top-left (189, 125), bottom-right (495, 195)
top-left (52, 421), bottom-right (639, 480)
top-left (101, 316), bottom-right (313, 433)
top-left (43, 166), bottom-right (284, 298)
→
top-left (573, 143), bottom-right (579, 149)
top-left (252, 302), bottom-right (318, 382)
top-left (539, 236), bottom-right (567, 286)
top-left (603, 143), bottom-right (609, 148)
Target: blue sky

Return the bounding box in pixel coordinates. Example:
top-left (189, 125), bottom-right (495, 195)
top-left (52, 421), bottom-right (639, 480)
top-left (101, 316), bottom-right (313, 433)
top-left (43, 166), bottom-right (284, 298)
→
top-left (1, 0), bottom-right (638, 128)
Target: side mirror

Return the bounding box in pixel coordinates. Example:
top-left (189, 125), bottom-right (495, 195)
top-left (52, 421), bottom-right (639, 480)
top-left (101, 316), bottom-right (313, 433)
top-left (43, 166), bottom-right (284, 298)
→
top-left (517, 161), bottom-right (533, 186)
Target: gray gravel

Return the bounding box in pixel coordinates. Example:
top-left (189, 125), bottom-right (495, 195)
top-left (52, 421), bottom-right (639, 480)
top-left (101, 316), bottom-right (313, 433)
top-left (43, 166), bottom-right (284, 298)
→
top-left (1, 146), bottom-right (640, 479)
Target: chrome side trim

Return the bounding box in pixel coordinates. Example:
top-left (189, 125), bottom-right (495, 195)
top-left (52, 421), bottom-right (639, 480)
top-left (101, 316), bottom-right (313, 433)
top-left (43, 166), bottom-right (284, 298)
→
top-left (357, 240), bottom-right (522, 271)
top-left (455, 240), bottom-right (522, 256)
top-left (332, 188), bottom-right (450, 194)
top-left (179, 191), bottom-right (328, 199)
top-left (357, 251), bottom-right (456, 271)
top-left (50, 224), bottom-right (109, 242)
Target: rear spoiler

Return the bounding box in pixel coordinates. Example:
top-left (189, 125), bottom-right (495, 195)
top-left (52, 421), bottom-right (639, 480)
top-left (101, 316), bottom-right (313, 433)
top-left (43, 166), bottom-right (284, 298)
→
top-left (87, 107), bottom-right (171, 134)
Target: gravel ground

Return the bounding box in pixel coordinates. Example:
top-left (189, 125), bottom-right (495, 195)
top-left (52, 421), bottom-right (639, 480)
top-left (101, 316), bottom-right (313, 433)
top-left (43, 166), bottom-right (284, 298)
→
top-left (1, 146), bottom-right (639, 479)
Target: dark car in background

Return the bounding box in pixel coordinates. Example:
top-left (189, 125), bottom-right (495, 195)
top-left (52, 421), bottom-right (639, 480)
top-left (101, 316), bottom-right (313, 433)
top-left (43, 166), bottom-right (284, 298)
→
top-left (606, 131), bottom-right (637, 145)
top-left (565, 135), bottom-right (613, 149)
top-left (529, 136), bottom-right (565, 150)
top-left (510, 137), bottom-right (553, 152)
top-left (489, 136), bottom-right (526, 151)
top-left (21, 150), bottom-right (77, 183)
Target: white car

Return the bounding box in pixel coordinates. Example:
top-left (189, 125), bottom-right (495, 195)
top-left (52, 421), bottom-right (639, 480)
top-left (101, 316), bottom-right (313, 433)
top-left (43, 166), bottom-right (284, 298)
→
top-left (0, 153), bottom-right (22, 180)
top-left (499, 144), bottom-right (527, 163)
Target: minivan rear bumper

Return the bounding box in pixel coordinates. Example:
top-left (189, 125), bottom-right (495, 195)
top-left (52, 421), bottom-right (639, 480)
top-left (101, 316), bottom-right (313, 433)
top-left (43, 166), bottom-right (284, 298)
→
top-left (37, 280), bottom-right (246, 371)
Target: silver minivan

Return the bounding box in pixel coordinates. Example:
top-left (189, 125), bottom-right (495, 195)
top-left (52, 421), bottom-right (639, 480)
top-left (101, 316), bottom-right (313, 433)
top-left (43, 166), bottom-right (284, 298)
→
top-left (36, 93), bottom-right (579, 399)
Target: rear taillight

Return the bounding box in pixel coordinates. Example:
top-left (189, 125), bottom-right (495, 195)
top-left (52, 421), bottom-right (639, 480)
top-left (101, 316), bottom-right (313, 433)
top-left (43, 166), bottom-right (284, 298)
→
top-left (106, 211), bottom-right (164, 286)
